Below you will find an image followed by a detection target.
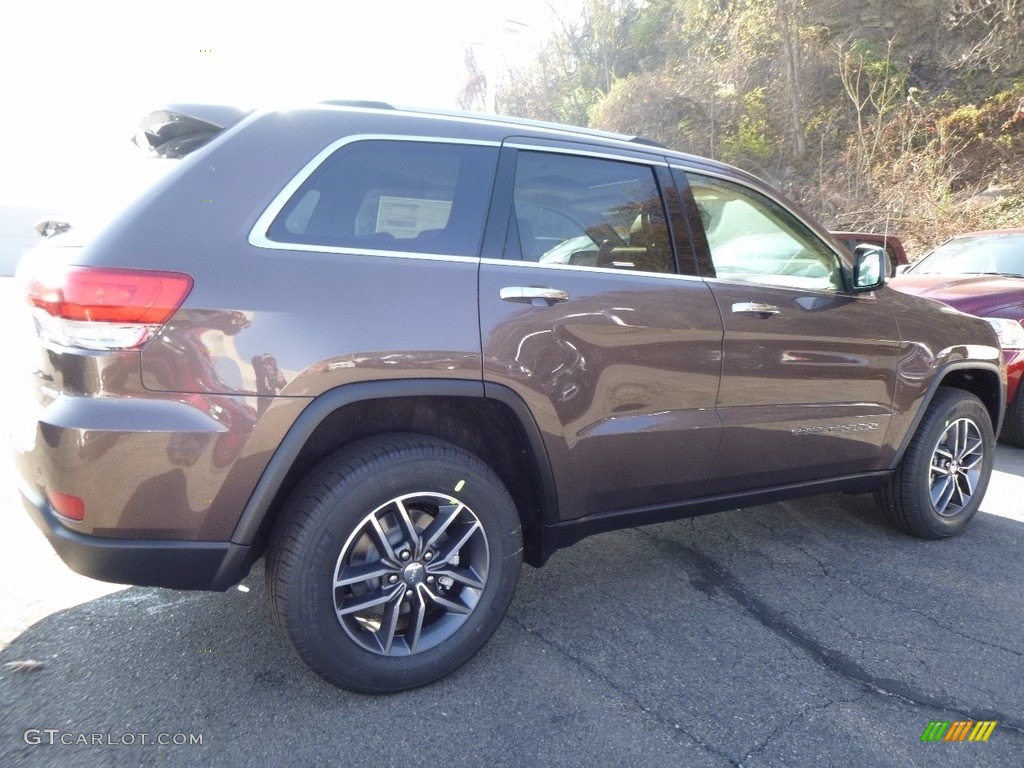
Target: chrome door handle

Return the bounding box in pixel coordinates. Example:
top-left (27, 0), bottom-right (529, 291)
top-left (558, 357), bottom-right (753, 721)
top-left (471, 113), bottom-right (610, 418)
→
top-left (500, 286), bottom-right (570, 305)
top-left (732, 302), bottom-right (780, 317)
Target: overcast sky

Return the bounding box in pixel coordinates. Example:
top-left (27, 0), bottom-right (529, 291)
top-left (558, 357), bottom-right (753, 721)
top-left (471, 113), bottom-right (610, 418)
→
top-left (0, 0), bottom-right (583, 210)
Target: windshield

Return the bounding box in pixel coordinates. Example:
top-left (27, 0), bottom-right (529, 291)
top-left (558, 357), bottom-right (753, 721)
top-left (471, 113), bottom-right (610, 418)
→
top-left (910, 233), bottom-right (1024, 277)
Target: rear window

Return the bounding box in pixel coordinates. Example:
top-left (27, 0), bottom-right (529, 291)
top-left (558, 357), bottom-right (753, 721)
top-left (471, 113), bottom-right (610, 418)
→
top-left (267, 140), bottom-right (498, 257)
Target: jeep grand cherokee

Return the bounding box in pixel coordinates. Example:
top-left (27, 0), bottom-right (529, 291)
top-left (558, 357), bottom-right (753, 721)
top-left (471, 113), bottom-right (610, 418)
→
top-left (12, 102), bottom-right (1005, 693)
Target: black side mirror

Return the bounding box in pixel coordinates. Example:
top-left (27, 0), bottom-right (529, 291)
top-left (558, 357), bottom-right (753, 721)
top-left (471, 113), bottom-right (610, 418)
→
top-left (853, 244), bottom-right (889, 291)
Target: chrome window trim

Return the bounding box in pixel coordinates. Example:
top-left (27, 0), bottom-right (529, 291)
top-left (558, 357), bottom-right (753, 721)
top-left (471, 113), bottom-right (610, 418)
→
top-left (699, 274), bottom-right (879, 299)
top-left (479, 257), bottom-right (706, 283)
top-left (252, 243), bottom-right (479, 263)
top-left (249, 135), bottom-right (501, 253)
top-left (505, 143), bottom-right (668, 167)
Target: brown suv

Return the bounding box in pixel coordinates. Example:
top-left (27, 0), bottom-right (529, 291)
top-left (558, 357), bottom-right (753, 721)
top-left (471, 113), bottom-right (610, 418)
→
top-left (12, 103), bottom-right (1005, 693)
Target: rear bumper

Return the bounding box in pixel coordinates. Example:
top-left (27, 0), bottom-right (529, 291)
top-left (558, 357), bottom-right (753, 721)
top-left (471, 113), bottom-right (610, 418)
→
top-left (16, 474), bottom-right (253, 591)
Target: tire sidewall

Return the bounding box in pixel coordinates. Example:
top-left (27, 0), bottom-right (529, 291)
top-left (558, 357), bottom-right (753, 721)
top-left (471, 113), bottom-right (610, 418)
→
top-left (282, 441), bottom-right (521, 692)
top-left (908, 393), bottom-right (994, 537)
top-left (999, 379), bottom-right (1024, 447)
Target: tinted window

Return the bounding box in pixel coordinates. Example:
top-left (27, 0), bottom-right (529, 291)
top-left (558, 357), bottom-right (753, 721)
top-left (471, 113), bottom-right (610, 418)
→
top-left (680, 171), bottom-right (842, 291)
top-left (267, 140), bottom-right (498, 256)
top-left (511, 151), bottom-right (674, 274)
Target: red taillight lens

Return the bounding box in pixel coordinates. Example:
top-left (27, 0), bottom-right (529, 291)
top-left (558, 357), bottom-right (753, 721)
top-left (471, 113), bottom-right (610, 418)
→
top-left (26, 267), bottom-right (193, 324)
top-left (24, 266), bottom-right (194, 350)
top-left (46, 490), bottom-right (85, 522)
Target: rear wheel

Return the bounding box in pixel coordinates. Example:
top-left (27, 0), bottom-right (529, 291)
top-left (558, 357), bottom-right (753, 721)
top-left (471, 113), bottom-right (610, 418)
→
top-left (267, 434), bottom-right (522, 693)
top-left (878, 388), bottom-right (994, 538)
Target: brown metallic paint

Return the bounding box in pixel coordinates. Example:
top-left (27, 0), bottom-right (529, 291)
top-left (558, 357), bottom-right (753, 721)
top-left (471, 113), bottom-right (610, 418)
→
top-left (480, 266), bottom-right (725, 521)
top-left (705, 281), bottom-right (900, 490)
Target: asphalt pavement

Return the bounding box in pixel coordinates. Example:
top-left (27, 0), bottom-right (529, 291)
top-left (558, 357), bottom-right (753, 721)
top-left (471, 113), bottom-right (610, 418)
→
top-left (1, 278), bottom-right (1022, 767)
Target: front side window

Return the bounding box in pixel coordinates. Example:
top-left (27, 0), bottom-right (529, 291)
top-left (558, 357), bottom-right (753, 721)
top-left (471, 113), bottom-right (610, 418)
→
top-left (680, 171), bottom-right (842, 291)
top-left (267, 140), bottom-right (498, 256)
top-left (511, 151), bottom-right (675, 274)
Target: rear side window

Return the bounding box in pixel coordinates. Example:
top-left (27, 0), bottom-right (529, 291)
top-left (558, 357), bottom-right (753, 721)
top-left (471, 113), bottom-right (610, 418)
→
top-left (267, 140), bottom-right (498, 257)
top-left (510, 151), bottom-right (675, 274)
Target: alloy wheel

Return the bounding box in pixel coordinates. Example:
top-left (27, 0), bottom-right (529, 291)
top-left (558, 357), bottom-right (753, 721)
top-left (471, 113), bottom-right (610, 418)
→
top-left (333, 492), bottom-right (489, 656)
top-left (929, 417), bottom-right (984, 517)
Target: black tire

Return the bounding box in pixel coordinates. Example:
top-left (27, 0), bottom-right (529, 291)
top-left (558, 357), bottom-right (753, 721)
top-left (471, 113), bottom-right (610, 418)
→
top-left (999, 383), bottom-right (1024, 447)
top-left (877, 387), bottom-right (994, 539)
top-left (266, 434), bottom-right (522, 693)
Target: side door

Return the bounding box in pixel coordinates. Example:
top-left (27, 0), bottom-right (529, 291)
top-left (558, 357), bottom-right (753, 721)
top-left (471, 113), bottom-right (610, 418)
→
top-left (479, 142), bottom-right (724, 523)
top-left (674, 169), bottom-right (901, 492)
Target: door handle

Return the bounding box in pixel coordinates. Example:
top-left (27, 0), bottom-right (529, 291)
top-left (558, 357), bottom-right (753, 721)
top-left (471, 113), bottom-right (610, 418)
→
top-left (500, 286), bottom-right (570, 305)
top-left (732, 302), bottom-right (780, 317)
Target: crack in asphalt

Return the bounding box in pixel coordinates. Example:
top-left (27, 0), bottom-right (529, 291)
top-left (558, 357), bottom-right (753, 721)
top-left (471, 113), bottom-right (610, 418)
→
top-left (846, 581), bottom-right (1024, 660)
top-left (505, 613), bottom-right (738, 766)
top-left (737, 692), bottom-right (869, 767)
top-left (635, 528), bottom-right (1024, 738)
top-left (739, 503), bottom-right (1024, 661)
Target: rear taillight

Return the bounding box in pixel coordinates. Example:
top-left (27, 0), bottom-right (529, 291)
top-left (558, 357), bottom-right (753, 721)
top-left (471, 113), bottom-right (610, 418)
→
top-left (25, 266), bottom-right (193, 350)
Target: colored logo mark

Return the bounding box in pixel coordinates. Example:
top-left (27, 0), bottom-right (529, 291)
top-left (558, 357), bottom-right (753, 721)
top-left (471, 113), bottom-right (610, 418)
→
top-left (921, 720), bottom-right (997, 742)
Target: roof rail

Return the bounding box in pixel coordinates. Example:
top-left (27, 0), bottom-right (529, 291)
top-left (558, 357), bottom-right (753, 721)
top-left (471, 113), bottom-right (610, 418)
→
top-left (314, 102), bottom-right (669, 152)
top-left (319, 100), bottom-right (395, 110)
top-left (629, 136), bottom-right (667, 149)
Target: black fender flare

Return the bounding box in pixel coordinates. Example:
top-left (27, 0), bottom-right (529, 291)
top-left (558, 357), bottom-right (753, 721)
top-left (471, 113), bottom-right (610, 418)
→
top-left (227, 378), bottom-right (559, 548)
top-left (888, 360), bottom-right (1004, 469)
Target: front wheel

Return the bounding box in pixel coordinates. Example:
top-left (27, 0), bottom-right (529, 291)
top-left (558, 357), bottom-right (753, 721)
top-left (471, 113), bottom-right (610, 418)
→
top-left (266, 435), bottom-right (522, 693)
top-left (878, 387), bottom-right (995, 539)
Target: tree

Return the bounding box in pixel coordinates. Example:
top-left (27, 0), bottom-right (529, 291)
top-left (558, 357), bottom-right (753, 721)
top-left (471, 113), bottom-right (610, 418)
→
top-left (457, 47), bottom-right (488, 112)
top-left (947, 0), bottom-right (1024, 73)
top-left (777, 0), bottom-right (806, 158)
top-left (838, 38), bottom-right (910, 199)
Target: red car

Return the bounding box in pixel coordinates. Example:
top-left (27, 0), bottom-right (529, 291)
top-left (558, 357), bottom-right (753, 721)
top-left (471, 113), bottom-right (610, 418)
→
top-left (890, 230), bottom-right (1024, 445)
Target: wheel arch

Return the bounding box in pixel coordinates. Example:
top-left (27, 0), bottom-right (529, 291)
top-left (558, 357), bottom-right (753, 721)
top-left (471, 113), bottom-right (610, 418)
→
top-left (890, 361), bottom-right (1004, 469)
top-left (938, 365), bottom-right (1004, 432)
top-left (231, 379), bottom-right (558, 567)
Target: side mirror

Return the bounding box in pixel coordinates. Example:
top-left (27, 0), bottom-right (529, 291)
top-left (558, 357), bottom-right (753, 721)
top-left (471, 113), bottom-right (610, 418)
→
top-left (853, 244), bottom-right (888, 291)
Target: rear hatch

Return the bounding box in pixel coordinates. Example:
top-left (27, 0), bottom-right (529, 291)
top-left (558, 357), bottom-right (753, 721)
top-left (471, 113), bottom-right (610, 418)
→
top-left (17, 104), bottom-right (253, 261)
top-left (17, 104), bottom-right (252, 380)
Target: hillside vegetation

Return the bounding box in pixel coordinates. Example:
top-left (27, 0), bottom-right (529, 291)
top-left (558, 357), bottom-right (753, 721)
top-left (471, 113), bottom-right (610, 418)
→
top-left (491, 0), bottom-right (1024, 257)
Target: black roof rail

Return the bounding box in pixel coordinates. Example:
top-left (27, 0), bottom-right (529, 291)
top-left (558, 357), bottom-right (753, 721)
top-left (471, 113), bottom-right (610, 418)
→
top-left (629, 136), bottom-right (667, 149)
top-left (319, 100), bottom-right (395, 110)
top-left (314, 102), bottom-right (669, 151)
top-left (392, 107), bottom-right (667, 148)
